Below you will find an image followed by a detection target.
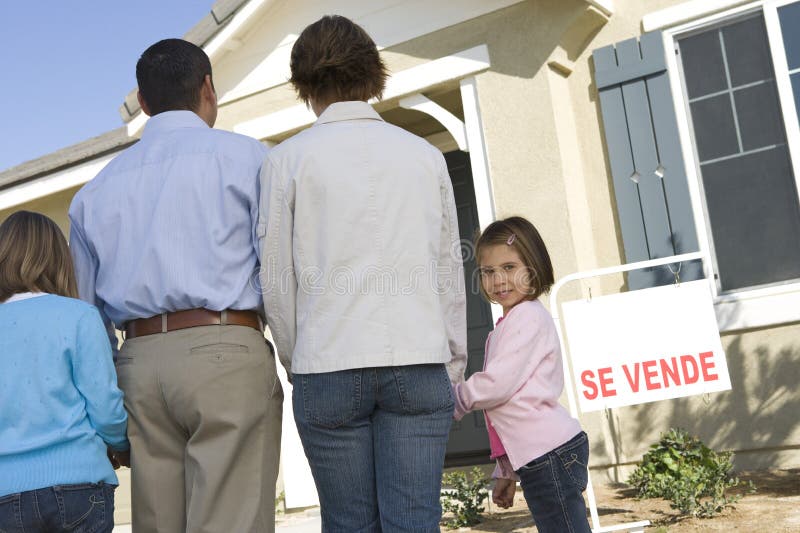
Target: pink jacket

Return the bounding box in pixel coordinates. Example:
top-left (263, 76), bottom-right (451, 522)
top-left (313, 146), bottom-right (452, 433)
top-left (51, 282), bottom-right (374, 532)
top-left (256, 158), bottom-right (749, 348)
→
top-left (453, 300), bottom-right (582, 471)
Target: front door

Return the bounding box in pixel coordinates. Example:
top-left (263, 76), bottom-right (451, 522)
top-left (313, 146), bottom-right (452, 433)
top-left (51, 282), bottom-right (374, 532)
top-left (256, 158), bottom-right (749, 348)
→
top-left (443, 150), bottom-right (493, 466)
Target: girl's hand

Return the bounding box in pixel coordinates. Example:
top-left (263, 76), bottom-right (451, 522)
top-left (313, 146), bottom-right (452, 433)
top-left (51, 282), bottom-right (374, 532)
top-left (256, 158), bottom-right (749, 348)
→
top-left (492, 478), bottom-right (516, 508)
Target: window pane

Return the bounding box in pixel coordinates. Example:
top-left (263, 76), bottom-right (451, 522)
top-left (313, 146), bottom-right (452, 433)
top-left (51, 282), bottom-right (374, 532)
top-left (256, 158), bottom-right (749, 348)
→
top-left (680, 17), bottom-right (800, 292)
top-left (722, 16), bottom-right (774, 87)
top-left (791, 73), bottom-right (800, 123)
top-left (679, 30), bottom-right (728, 98)
top-left (690, 95), bottom-right (739, 161)
top-left (779, 1), bottom-right (800, 71)
top-left (735, 81), bottom-right (785, 151)
top-left (702, 147), bottom-right (800, 291)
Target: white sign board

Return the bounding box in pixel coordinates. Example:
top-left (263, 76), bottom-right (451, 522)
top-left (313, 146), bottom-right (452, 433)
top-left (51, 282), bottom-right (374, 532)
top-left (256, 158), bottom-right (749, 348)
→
top-left (562, 280), bottom-right (731, 413)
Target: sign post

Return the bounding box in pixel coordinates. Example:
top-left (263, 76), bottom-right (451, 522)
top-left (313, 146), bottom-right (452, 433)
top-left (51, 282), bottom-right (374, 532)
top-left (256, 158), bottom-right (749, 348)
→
top-left (549, 252), bottom-right (731, 533)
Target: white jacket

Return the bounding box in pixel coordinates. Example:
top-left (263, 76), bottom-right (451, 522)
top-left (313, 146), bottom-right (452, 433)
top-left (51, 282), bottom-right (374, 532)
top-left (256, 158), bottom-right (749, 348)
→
top-left (258, 101), bottom-right (467, 383)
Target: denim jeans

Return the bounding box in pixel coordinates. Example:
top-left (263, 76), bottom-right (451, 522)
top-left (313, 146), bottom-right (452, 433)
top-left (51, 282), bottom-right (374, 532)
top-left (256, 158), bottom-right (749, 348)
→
top-left (0, 482), bottom-right (115, 533)
top-left (516, 431), bottom-right (591, 533)
top-left (293, 363), bottom-right (454, 533)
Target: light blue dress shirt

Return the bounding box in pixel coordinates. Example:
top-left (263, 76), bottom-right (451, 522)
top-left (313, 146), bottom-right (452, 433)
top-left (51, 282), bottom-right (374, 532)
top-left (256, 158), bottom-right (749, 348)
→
top-left (69, 111), bottom-right (268, 346)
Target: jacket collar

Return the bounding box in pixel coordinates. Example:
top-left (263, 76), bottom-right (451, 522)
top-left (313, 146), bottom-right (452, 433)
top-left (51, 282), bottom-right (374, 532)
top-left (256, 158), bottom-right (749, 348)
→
top-left (141, 110), bottom-right (209, 139)
top-left (315, 101), bottom-right (384, 126)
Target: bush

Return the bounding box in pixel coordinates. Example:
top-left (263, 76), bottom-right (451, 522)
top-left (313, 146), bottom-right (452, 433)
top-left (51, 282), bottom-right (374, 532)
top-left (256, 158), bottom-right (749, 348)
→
top-left (628, 428), bottom-right (754, 517)
top-left (441, 467), bottom-right (489, 529)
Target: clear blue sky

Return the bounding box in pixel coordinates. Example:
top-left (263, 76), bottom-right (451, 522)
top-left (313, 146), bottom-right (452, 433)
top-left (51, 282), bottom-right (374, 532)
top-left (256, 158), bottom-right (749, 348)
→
top-left (0, 1), bottom-right (215, 172)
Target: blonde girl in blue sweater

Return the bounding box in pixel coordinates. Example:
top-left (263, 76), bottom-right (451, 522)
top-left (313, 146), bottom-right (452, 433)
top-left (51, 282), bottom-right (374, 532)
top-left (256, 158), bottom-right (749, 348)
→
top-left (0, 211), bottom-right (128, 533)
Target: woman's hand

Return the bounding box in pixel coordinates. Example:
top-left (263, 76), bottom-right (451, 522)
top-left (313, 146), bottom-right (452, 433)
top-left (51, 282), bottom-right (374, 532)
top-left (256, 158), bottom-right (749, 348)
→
top-left (492, 478), bottom-right (516, 508)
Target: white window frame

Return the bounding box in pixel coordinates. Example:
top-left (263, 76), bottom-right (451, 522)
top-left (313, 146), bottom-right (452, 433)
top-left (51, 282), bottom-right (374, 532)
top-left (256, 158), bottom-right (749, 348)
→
top-left (659, 0), bottom-right (800, 331)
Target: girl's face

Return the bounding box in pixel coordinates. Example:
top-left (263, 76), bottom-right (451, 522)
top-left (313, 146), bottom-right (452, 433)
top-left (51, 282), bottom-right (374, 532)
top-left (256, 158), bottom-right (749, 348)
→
top-left (479, 244), bottom-right (533, 315)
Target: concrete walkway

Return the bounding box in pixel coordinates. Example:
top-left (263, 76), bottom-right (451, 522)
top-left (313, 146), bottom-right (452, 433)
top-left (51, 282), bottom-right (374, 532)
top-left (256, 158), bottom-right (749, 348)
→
top-left (275, 510), bottom-right (322, 532)
top-left (112, 510), bottom-right (323, 533)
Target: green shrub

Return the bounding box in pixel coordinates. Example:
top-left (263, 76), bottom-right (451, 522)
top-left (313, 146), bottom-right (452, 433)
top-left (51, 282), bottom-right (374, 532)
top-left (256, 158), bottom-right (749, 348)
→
top-left (441, 467), bottom-right (489, 529)
top-left (628, 428), bottom-right (754, 517)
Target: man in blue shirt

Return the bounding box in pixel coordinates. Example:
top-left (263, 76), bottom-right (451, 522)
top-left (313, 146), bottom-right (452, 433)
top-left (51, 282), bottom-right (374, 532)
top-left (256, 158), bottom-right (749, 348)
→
top-left (69, 39), bottom-right (282, 533)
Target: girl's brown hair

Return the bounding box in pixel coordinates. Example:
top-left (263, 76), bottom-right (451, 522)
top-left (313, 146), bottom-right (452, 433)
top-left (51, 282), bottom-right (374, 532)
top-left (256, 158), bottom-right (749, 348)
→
top-left (475, 216), bottom-right (555, 303)
top-left (289, 15), bottom-right (388, 106)
top-left (0, 211), bottom-right (78, 301)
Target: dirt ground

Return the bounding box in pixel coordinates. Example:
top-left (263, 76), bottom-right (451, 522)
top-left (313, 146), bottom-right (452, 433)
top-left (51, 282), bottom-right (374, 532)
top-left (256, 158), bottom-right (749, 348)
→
top-left (442, 468), bottom-right (800, 532)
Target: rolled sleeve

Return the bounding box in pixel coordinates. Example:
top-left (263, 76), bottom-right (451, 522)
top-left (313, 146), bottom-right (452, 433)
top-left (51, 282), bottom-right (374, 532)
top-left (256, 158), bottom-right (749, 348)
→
top-left (492, 455), bottom-right (520, 481)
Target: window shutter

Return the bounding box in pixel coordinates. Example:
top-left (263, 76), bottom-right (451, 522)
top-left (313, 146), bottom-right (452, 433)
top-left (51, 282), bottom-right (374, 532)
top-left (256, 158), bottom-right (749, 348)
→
top-left (593, 31), bottom-right (703, 289)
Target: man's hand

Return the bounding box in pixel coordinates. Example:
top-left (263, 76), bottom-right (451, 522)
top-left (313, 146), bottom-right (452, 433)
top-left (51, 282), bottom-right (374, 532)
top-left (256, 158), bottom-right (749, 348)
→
top-left (108, 448), bottom-right (131, 469)
top-left (107, 447), bottom-right (120, 470)
top-left (492, 478), bottom-right (516, 509)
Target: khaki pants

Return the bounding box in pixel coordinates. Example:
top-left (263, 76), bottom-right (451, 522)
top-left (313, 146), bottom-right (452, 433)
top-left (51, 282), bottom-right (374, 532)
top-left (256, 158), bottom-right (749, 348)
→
top-left (116, 324), bottom-right (282, 533)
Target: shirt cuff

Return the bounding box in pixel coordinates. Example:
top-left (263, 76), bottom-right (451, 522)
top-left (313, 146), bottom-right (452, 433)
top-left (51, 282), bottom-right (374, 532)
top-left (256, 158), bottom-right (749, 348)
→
top-left (108, 440), bottom-right (130, 453)
top-left (492, 455), bottom-right (520, 481)
top-left (452, 383), bottom-right (467, 421)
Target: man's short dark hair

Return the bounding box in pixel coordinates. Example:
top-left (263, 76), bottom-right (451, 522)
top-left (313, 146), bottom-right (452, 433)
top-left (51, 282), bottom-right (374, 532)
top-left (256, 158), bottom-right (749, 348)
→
top-left (136, 39), bottom-right (212, 115)
top-left (289, 15), bottom-right (387, 105)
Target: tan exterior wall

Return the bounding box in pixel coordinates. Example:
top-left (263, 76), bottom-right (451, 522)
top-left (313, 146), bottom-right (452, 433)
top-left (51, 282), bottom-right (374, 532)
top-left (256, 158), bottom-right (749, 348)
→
top-left (0, 185), bottom-right (79, 233)
top-left (591, 322), bottom-right (800, 481)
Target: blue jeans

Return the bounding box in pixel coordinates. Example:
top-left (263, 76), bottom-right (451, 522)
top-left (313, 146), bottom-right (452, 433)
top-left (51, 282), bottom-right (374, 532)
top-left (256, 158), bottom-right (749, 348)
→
top-left (516, 431), bottom-right (591, 533)
top-left (293, 363), bottom-right (454, 533)
top-left (0, 482), bottom-right (115, 533)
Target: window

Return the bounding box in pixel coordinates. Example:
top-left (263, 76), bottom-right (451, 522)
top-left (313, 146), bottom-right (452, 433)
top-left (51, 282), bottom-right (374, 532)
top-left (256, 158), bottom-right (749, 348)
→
top-left (676, 6), bottom-right (800, 292)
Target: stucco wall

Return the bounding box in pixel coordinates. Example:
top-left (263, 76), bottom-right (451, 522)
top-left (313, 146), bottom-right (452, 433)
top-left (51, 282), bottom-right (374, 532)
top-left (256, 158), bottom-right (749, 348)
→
top-left (592, 322), bottom-right (800, 480)
top-left (0, 185), bottom-right (79, 232)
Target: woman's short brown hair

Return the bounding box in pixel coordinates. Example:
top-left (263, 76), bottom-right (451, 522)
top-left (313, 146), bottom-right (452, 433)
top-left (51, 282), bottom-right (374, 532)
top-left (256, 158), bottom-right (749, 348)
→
top-left (0, 211), bottom-right (78, 301)
top-left (475, 216), bottom-right (555, 303)
top-left (289, 15), bottom-right (388, 106)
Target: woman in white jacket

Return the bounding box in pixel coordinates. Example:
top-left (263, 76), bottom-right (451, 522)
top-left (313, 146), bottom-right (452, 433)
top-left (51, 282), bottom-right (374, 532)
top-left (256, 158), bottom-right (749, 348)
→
top-left (258, 15), bottom-right (467, 533)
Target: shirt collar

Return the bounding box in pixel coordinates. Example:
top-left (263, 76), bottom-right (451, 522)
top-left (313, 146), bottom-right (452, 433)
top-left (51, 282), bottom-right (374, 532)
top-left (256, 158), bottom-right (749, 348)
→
top-left (3, 292), bottom-right (48, 304)
top-left (315, 101), bottom-right (384, 126)
top-left (141, 110), bottom-right (209, 139)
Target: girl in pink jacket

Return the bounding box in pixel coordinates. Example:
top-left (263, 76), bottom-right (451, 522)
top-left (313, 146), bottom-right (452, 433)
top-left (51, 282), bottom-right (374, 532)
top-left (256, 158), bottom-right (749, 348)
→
top-left (453, 216), bottom-right (590, 533)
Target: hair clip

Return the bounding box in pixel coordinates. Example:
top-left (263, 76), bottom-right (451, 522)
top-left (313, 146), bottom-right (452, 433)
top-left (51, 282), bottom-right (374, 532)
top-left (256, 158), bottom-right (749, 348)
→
top-left (506, 234), bottom-right (516, 245)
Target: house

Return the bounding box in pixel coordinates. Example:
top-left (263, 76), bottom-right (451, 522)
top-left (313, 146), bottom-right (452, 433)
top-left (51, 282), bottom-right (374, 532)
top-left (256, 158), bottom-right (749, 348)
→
top-left (2, 0), bottom-right (798, 520)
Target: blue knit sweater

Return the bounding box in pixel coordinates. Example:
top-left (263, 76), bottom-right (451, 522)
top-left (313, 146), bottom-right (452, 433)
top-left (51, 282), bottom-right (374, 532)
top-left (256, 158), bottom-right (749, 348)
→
top-left (0, 294), bottom-right (129, 496)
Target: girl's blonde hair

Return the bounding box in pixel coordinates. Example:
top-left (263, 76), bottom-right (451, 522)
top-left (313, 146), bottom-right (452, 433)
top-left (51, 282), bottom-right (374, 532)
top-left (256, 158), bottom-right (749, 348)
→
top-left (475, 216), bottom-right (554, 303)
top-left (0, 211), bottom-right (78, 302)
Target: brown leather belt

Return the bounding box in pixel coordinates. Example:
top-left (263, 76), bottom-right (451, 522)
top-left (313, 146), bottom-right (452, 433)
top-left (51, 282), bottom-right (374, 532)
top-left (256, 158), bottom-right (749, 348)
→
top-left (125, 309), bottom-right (262, 339)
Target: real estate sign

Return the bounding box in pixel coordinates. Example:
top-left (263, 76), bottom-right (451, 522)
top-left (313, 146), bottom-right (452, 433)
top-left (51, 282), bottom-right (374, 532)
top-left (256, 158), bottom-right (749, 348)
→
top-left (562, 279), bottom-right (731, 413)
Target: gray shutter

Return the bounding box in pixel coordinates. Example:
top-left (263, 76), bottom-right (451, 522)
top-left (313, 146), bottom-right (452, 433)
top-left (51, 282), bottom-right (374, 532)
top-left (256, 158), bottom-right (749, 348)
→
top-left (593, 31), bottom-right (703, 289)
